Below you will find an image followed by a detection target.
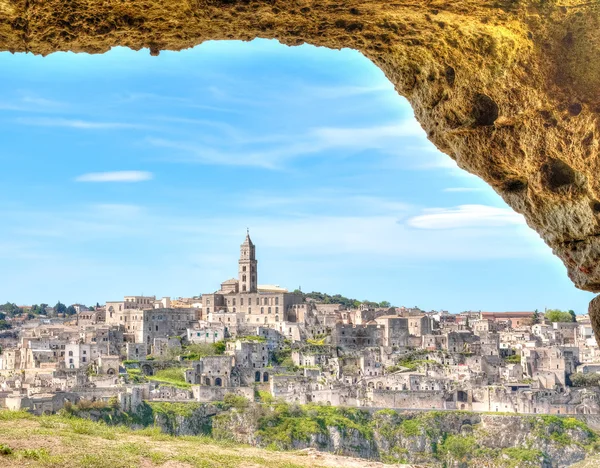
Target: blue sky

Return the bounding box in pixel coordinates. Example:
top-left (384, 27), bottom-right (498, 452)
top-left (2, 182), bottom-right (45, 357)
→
top-left (0, 39), bottom-right (594, 313)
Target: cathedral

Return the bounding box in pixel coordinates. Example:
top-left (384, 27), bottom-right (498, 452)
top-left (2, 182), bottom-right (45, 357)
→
top-left (201, 231), bottom-right (303, 325)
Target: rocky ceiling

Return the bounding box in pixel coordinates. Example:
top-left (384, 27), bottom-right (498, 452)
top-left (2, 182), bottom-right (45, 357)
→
top-left (1, 0), bottom-right (599, 335)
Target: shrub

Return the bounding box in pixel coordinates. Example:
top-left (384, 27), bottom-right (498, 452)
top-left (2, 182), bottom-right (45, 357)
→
top-left (0, 444), bottom-right (12, 455)
top-left (439, 435), bottom-right (477, 462)
top-left (223, 394), bottom-right (250, 411)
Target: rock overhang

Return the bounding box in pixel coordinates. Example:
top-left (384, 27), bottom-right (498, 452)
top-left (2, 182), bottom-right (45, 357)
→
top-left (1, 0), bottom-right (600, 337)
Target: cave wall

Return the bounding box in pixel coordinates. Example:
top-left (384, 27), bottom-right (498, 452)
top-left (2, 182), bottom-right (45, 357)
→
top-left (1, 0), bottom-right (600, 333)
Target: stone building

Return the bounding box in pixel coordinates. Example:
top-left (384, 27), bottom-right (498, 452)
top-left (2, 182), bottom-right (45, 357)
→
top-left (375, 316), bottom-right (409, 347)
top-left (104, 304), bottom-right (199, 346)
top-left (201, 232), bottom-right (303, 325)
top-left (331, 323), bottom-right (384, 348)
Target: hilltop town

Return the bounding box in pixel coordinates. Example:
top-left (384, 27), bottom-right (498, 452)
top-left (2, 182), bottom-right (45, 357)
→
top-left (1, 232), bottom-right (599, 417)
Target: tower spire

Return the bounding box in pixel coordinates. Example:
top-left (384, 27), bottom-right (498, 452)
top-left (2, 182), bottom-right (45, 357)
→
top-left (239, 230), bottom-right (257, 293)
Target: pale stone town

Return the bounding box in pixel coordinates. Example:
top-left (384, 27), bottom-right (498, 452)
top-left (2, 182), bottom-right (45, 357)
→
top-left (1, 232), bottom-right (599, 417)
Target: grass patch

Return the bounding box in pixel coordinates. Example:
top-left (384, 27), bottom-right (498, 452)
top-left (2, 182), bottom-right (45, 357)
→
top-left (147, 367), bottom-right (191, 389)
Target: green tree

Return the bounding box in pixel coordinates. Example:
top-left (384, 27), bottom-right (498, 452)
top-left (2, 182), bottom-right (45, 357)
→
top-left (570, 372), bottom-right (600, 387)
top-left (531, 309), bottom-right (540, 325)
top-left (545, 309), bottom-right (574, 323)
top-left (54, 301), bottom-right (67, 315)
top-left (379, 301), bottom-right (391, 308)
top-left (569, 310), bottom-right (577, 322)
top-left (66, 305), bottom-right (77, 316)
top-left (213, 341), bottom-right (226, 354)
top-left (0, 303), bottom-right (21, 317)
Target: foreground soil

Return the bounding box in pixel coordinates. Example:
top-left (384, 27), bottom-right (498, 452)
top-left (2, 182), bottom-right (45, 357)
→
top-left (0, 411), bottom-right (409, 468)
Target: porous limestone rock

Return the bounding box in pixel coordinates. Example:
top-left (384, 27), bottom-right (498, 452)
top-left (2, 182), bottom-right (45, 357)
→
top-left (1, 0), bottom-right (599, 336)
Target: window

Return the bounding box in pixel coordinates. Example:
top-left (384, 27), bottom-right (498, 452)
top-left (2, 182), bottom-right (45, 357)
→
top-left (240, 298), bottom-right (244, 306)
top-left (243, 266), bottom-right (246, 272)
top-left (261, 307), bottom-right (264, 314)
top-left (256, 298), bottom-right (259, 305)
top-left (248, 307), bottom-right (252, 314)
top-left (268, 307), bottom-right (271, 314)
top-left (275, 307), bottom-right (279, 314)
top-left (233, 298), bottom-right (236, 306)
top-left (275, 297), bottom-right (279, 305)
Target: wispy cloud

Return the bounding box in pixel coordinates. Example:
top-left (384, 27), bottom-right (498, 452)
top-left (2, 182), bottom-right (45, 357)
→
top-left (407, 205), bottom-right (526, 230)
top-left (75, 171), bottom-right (153, 183)
top-left (15, 117), bottom-right (145, 130)
top-left (443, 187), bottom-right (484, 193)
top-left (148, 119), bottom-right (426, 169)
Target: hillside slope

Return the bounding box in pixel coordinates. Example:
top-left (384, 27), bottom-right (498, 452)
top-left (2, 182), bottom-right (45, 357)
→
top-left (0, 411), bottom-right (399, 468)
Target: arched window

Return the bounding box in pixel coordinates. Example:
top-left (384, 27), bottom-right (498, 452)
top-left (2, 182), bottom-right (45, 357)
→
top-left (215, 377), bottom-right (222, 387)
top-left (263, 372), bottom-right (269, 382)
top-left (255, 371), bottom-right (261, 382)
top-left (261, 307), bottom-right (264, 314)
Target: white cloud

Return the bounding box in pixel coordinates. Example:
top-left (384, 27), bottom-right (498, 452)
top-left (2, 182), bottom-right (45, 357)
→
top-left (443, 187), bottom-right (484, 193)
top-left (407, 205), bottom-right (526, 230)
top-left (147, 119), bottom-right (426, 169)
top-left (312, 120), bottom-right (425, 147)
top-left (75, 171), bottom-right (153, 183)
top-left (15, 117), bottom-right (145, 130)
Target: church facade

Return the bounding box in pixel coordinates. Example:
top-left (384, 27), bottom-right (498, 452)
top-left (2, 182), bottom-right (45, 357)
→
top-left (201, 232), bottom-right (303, 326)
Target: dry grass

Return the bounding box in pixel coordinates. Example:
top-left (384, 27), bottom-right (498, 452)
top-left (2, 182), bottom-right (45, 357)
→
top-left (0, 411), bottom-right (398, 468)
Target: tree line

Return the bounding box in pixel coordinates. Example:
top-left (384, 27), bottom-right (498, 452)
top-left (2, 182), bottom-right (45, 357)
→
top-left (292, 290), bottom-right (393, 309)
top-left (0, 301), bottom-right (98, 319)
top-left (531, 309), bottom-right (577, 324)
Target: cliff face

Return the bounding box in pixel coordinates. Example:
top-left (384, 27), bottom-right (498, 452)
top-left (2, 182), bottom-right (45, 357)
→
top-left (1, 0), bottom-right (600, 337)
top-left (211, 405), bottom-right (600, 467)
top-left (69, 401), bottom-right (599, 466)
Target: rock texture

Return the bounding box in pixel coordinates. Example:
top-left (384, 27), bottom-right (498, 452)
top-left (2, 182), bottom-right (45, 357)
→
top-left (1, 1), bottom-right (599, 334)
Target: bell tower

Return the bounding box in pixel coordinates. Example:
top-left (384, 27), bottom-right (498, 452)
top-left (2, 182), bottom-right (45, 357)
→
top-left (239, 229), bottom-right (257, 293)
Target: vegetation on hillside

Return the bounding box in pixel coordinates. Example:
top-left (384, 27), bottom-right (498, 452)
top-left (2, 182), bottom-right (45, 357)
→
top-left (3, 400), bottom-right (599, 467)
top-left (147, 368), bottom-right (191, 389)
top-left (545, 309), bottom-right (577, 323)
top-left (571, 373), bottom-right (600, 387)
top-left (0, 409), bottom-right (330, 468)
top-left (291, 290), bottom-right (392, 309)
